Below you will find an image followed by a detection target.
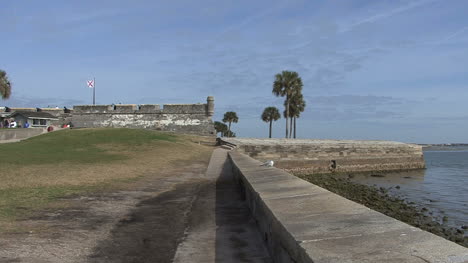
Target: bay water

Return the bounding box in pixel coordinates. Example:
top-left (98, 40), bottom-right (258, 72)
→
top-left (346, 147), bottom-right (468, 232)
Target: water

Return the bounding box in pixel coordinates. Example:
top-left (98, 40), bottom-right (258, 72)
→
top-left (346, 148), bottom-right (468, 231)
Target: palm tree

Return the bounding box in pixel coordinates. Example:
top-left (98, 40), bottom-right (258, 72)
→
top-left (283, 93), bottom-right (306, 138)
top-left (282, 109), bottom-right (293, 138)
top-left (214, 121), bottom-right (228, 137)
top-left (261, 107), bottom-right (280, 138)
top-left (288, 93), bottom-right (306, 138)
top-left (224, 130), bottom-right (236, 137)
top-left (0, 70), bottom-right (12, 99)
top-left (273, 71), bottom-right (303, 138)
top-left (222, 111), bottom-right (239, 137)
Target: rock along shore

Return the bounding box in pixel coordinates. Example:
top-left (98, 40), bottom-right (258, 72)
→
top-left (296, 173), bottom-right (467, 248)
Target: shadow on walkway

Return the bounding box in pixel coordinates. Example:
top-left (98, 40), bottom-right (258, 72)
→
top-left (215, 156), bottom-right (271, 262)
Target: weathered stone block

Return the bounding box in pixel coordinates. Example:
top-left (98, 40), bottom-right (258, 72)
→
top-left (162, 104), bottom-right (206, 114)
top-left (73, 105), bottom-right (114, 113)
top-left (114, 104), bottom-right (137, 113)
top-left (138, 104), bottom-right (161, 113)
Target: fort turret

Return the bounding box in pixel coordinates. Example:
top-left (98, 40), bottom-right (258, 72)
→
top-left (207, 96), bottom-right (214, 117)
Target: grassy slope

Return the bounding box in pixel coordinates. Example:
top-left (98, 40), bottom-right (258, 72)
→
top-left (0, 128), bottom-right (213, 223)
top-left (0, 128), bottom-right (176, 165)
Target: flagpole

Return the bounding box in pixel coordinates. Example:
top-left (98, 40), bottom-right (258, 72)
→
top-left (93, 77), bottom-right (96, 105)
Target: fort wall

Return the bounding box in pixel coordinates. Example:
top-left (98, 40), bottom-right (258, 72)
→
top-left (71, 96), bottom-right (215, 135)
top-left (219, 138), bottom-right (425, 174)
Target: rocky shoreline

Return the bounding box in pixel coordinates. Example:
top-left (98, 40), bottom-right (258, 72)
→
top-left (296, 173), bottom-right (467, 248)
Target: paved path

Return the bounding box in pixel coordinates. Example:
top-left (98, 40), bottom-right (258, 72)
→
top-left (173, 148), bottom-right (271, 263)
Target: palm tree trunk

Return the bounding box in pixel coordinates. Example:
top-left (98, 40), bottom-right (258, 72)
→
top-left (289, 117), bottom-right (293, 138)
top-left (269, 120), bottom-right (272, 138)
top-left (228, 122), bottom-right (231, 137)
top-left (294, 117), bottom-right (297, 139)
top-left (285, 98), bottom-right (289, 138)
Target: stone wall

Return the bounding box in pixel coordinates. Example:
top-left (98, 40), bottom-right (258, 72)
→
top-left (0, 128), bottom-right (46, 141)
top-left (228, 151), bottom-right (468, 262)
top-left (71, 96), bottom-right (215, 135)
top-left (220, 138), bottom-right (425, 174)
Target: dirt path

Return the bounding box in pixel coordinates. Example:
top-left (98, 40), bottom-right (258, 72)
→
top-left (0, 160), bottom-right (210, 263)
top-left (88, 182), bottom-right (204, 263)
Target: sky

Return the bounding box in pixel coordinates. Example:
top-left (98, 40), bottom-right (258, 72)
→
top-left (1, 0), bottom-right (467, 143)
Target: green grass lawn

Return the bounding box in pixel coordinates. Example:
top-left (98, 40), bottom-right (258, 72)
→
top-left (0, 128), bottom-right (212, 225)
top-left (0, 128), bottom-right (177, 165)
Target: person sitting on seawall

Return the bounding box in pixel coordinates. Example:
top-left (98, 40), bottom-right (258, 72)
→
top-left (24, 121), bottom-right (30, 128)
top-left (9, 120), bottom-right (17, 128)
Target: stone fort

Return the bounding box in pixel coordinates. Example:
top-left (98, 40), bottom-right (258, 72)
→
top-left (1, 96), bottom-right (215, 135)
top-left (72, 96), bottom-right (215, 135)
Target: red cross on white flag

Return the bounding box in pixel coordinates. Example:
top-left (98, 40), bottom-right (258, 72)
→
top-left (87, 80), bottom-right (95, 88)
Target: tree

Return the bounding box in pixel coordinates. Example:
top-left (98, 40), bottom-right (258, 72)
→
top-left (214, 121), bottom-right (228, 137)
top-left (0, 70), bottom-right (12, 99)
top-left (273, 71), bottom-right (303, 138)
top-left (284, 93), bottom-right (306, 138)
top-left (292, 95), bottom-right (306, 139)
top-left (224, 130), bottom-right (236, 137)
top-left (261, 106), bottom-right (280, 138)
top-left (222, 111), bottom-right (239, 137)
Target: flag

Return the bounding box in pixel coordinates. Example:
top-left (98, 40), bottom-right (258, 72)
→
top-left (87, 80), bottom-right (95, 88)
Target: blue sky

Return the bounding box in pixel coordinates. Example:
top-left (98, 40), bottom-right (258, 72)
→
top-left (1, 0), bottom-right (467, 143)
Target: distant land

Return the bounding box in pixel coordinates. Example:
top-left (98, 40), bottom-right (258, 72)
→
top-left (419, 143), bottom-right (468, 151)
top-left (419, 143), bottom-right (468, 146)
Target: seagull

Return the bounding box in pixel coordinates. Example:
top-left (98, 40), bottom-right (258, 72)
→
top-left (260, 160), bottom-right (274, 167)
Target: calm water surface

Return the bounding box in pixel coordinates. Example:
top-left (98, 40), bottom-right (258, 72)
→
top-left (347, 149), bottom-right (468, 231)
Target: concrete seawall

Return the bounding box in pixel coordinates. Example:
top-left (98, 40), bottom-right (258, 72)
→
top-left (228, 151), bottom-right (468, 262)
top-left (221, 138), bottom-right (425, 174)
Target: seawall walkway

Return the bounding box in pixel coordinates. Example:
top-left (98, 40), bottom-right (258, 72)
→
top-left (228, 150), bottom-right (468, 262)
top-left (173, 148), bottom-right (271, 262)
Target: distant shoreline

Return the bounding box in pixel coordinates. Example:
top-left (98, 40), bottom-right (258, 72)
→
top-left (422, 145), bottom-right (468, 151)
top-left (419, 143), bottom-right (468, 146)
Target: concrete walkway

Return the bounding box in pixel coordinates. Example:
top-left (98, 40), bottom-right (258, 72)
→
top-left (173, 148), bottom-right (271, 263)
top-left (87, 148), bottom-right (270, 263)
